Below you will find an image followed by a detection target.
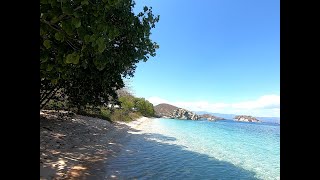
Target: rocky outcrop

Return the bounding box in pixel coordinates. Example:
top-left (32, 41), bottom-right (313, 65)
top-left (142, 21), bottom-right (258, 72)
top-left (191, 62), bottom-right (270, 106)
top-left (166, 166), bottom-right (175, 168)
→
top-left (154, 103), bottom-right (180, 118)
top-left (172, 108), bottom-right (200, 120)
top-left (234, 115), bottom-right (260, 122)
top-left (199, 114), bottom-right (225, 121)
top-left (154, 103), bottom-right (201, 120)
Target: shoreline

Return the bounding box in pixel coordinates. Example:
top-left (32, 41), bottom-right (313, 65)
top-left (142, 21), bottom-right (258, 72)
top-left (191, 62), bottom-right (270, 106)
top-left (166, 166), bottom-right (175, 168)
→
top-left (40, 110), bottom-right (152, 180)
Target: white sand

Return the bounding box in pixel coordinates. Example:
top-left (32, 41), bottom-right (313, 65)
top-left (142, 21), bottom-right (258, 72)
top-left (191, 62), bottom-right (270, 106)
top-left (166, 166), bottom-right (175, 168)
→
top-left (40, 110), bottom-right (152, 180)
top-left (117, 116), bottom-right (153, 128)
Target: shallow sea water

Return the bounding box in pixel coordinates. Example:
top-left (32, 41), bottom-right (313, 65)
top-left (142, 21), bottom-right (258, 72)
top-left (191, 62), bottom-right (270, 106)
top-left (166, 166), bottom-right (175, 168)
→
top-left (105, 118), bottom-right (280, 180)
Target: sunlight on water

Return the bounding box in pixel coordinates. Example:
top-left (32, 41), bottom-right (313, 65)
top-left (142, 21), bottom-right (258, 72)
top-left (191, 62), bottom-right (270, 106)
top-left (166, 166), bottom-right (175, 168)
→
top-left (105, 119), bottom-right (280, 180)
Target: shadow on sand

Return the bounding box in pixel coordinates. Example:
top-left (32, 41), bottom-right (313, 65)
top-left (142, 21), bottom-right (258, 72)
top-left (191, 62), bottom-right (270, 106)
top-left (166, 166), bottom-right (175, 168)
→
top-left (104, 123), bottom-right (258, 180)
top-left (40, 111), bottom-right (258, 180)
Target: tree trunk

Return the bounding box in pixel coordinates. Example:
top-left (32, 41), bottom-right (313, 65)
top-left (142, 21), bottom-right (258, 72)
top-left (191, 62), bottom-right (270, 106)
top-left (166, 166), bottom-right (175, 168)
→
top-left (40, 86), bottom-right (59, 110)
top-left (40, 88), bottom-right (56, 104)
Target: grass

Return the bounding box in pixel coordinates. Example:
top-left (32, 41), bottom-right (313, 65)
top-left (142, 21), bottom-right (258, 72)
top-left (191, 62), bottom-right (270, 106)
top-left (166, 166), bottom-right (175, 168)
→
top-left (110, 109), bottom-right (142, 122)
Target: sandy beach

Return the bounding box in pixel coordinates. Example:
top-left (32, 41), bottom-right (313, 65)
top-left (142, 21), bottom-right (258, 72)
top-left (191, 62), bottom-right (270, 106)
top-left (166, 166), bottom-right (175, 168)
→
top-left (40, 110), bottom-right (152, 180)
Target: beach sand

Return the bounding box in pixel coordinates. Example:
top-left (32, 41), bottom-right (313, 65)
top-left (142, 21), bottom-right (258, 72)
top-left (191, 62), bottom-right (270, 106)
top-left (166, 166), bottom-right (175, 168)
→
top-left (40, 110), bottom-right (152, 180)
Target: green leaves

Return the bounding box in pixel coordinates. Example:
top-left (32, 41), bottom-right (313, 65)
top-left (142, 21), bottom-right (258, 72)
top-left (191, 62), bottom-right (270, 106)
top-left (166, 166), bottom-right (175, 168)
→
top-left (93, 55), bottom-right (107, 71)
top-left (65, 52), bottom-right (80, 64)
top-left (43, 40), bottom-right (51, 49)
top-left (41, 56), bottom-right (48, 63)
top-left (55, 32), bottom-right (64, 42)
top-left (61, 21), bottom-right (73, 35)
top-left (96, 37), bottom-right (106, 53)
top-left (143, 6), bottom-right (148, 12)
top-left (62, 5), bottom-right (72, 15)
top-left (40, 0), bottom-right (48, 4)
top-left (98, 44), bottom-right (106, 53)
top-left (51, 79), bottom-right (58, 85)
top-left (81, 0), bottom-right (89, 5)
top-left (90, 34), bottom-right (97, 42)
top-left (40, 28), bottom-right (45, 36)
top-left (72, 18), bottom-right (81, 28)
top-left (46, 64), bottom-right (54, 71)
top-left (40, 0), bottom-right (160, 109)
top-left (84, 35), bottom-right (91, 43)
top-left (50, 16), bottom-right (59, 24)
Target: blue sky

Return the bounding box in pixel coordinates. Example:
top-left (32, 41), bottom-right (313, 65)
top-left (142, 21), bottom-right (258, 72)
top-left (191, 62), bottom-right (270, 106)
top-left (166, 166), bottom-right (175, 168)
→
top-left (129, 0), bottom-right (280, 117)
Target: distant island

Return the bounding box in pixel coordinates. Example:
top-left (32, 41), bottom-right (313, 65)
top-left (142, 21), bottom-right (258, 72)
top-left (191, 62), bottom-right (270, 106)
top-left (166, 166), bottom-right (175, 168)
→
top-left (233, 115), bottom-right (260, 122)
top-left (196, 111), bottom-right (279, 124)
top-left (154, 103), bottom-right (266, 123)
top-left (199, 114), bottom-right (226, 121)
top-left (154, 103), bottom-right (225, 121)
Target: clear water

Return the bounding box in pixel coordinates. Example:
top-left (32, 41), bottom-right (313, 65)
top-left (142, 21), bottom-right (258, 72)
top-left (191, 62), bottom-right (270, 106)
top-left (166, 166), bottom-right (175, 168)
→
top-left (105, 119), bottom-right (280, 180)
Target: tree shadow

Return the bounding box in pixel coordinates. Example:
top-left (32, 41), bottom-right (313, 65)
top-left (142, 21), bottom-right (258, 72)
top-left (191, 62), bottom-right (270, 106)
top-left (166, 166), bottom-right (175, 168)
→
top-left (104, 124), bottom-right (259, 180)
top-left (40, 110), bottom-right (130, 179)
top-left (41, 111), bottom-right (259, 180)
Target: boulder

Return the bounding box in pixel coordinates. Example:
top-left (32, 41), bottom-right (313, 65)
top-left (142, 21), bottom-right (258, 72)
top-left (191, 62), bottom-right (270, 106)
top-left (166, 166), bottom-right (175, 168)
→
top-left (234, 115), bottom-right (260, 122)
top-left (172, 108), bottom-right (200, 120)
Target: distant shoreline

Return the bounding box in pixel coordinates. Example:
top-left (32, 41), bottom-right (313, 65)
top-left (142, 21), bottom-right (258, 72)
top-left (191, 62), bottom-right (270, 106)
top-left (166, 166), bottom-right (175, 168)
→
top-left (157, 116), bottom-right (280, 125)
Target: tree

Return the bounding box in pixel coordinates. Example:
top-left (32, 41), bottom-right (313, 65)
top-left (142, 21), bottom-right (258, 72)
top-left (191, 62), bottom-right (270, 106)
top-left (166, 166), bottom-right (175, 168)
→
top-left (40, 0), bottom-right (159, 110)
top-left (134, 98), bottom-right (154, 117)
top-left (119, 95), bottom-right (135, 111)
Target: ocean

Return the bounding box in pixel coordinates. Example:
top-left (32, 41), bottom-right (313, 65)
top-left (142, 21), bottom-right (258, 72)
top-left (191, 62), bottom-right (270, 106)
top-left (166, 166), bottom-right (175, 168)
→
top-left (105, 118), bottom-right (280, 180)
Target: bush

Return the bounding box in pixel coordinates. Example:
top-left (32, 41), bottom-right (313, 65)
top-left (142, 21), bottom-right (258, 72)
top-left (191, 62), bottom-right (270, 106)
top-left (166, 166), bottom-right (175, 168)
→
top-left (42, 89), bottom-right (151, 122)
top-left (110, 109), bottom-right (130, 122)
top-left (129, 112), bottom-right (142, 120)
top-left (73, 105), bottom-right (112, 122)
top-left (45, 99), bottom-right (68, 110)
top-left (100, 107), bottom-right (111, 119)
top-left (109, 109), bottom-right (142, 122)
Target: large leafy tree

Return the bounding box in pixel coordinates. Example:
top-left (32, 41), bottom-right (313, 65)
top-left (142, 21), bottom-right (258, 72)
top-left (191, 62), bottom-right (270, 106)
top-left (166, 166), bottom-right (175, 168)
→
top-left (40, 0), bottom-right (159, 110)
top-left (134, 98), bottom-right (154, 117)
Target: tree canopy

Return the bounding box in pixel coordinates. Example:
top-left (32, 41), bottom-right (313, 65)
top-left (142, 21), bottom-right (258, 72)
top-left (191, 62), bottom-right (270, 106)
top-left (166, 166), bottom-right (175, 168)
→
top-left (118, 93), bottom-right (155, 117)
top-left (40, 0), bottom-right (159, 109)
top-left (134, 97), bottom-right (155, 117)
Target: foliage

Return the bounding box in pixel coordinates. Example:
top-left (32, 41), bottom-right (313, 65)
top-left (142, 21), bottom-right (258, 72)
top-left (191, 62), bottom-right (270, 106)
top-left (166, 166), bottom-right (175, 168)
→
top-left (119, 95), bottom-right (135, 111)
top-left (40, 0), bottom-right (160, 109)
top-left (74, 105), bottom-right (112, 122)
top-left (134, 97), bottom-right (155, 117)
top-left (118, 93), bottom-right (155, 117)
top-left (43, 87), bottom-right (154, 122)
top-left (100, 106), bottom-right (111, 119)
top-left (110, 109), bottom-right (130, 122)
top-left (45, 99), bottom-right (68, 110)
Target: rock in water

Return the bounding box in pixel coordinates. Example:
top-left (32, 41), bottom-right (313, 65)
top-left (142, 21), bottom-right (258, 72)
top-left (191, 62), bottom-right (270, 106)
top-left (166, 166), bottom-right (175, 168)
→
top-left (234, 115), bottom-right (260, 122)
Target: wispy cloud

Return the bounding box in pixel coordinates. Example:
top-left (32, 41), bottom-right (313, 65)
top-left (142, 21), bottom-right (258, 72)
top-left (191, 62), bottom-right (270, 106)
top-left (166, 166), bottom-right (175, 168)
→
top-left (147, 95), bottom-right (280, 117)
top-left (147, 97), bottom-right (169, 105)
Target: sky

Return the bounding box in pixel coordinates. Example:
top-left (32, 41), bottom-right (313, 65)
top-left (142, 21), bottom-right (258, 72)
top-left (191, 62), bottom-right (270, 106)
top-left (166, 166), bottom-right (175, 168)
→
top-left (129, 0), bottom-right (280, 117)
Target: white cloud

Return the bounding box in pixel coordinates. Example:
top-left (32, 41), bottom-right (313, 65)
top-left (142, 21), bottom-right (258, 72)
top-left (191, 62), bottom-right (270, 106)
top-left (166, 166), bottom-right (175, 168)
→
top-left (147, 96), bottom-right (169, 105)
top-left (231, 95), bottom-right (280, 109)
top-left (147, 95), bottom-right (280, 117)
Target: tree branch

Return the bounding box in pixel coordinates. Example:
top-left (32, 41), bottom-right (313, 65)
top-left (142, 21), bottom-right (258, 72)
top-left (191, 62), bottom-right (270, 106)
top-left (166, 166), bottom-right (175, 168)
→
top-left (53, 5), bottom-right (83, 24)
top-left (40, 86), bottom-right (61, 109)
top-left (41, 19), bottom-right (81, 50)
top-left (40, 19), bottom-right (61, 32)
top-left (41, 88), bottom-right (56, 103)
top-left (66, 40), bottom-right (79, 51)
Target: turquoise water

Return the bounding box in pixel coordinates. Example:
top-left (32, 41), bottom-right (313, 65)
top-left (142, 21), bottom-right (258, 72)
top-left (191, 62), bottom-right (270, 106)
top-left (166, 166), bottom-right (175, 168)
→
top-left (105, 119), bottom-right (280, 180)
